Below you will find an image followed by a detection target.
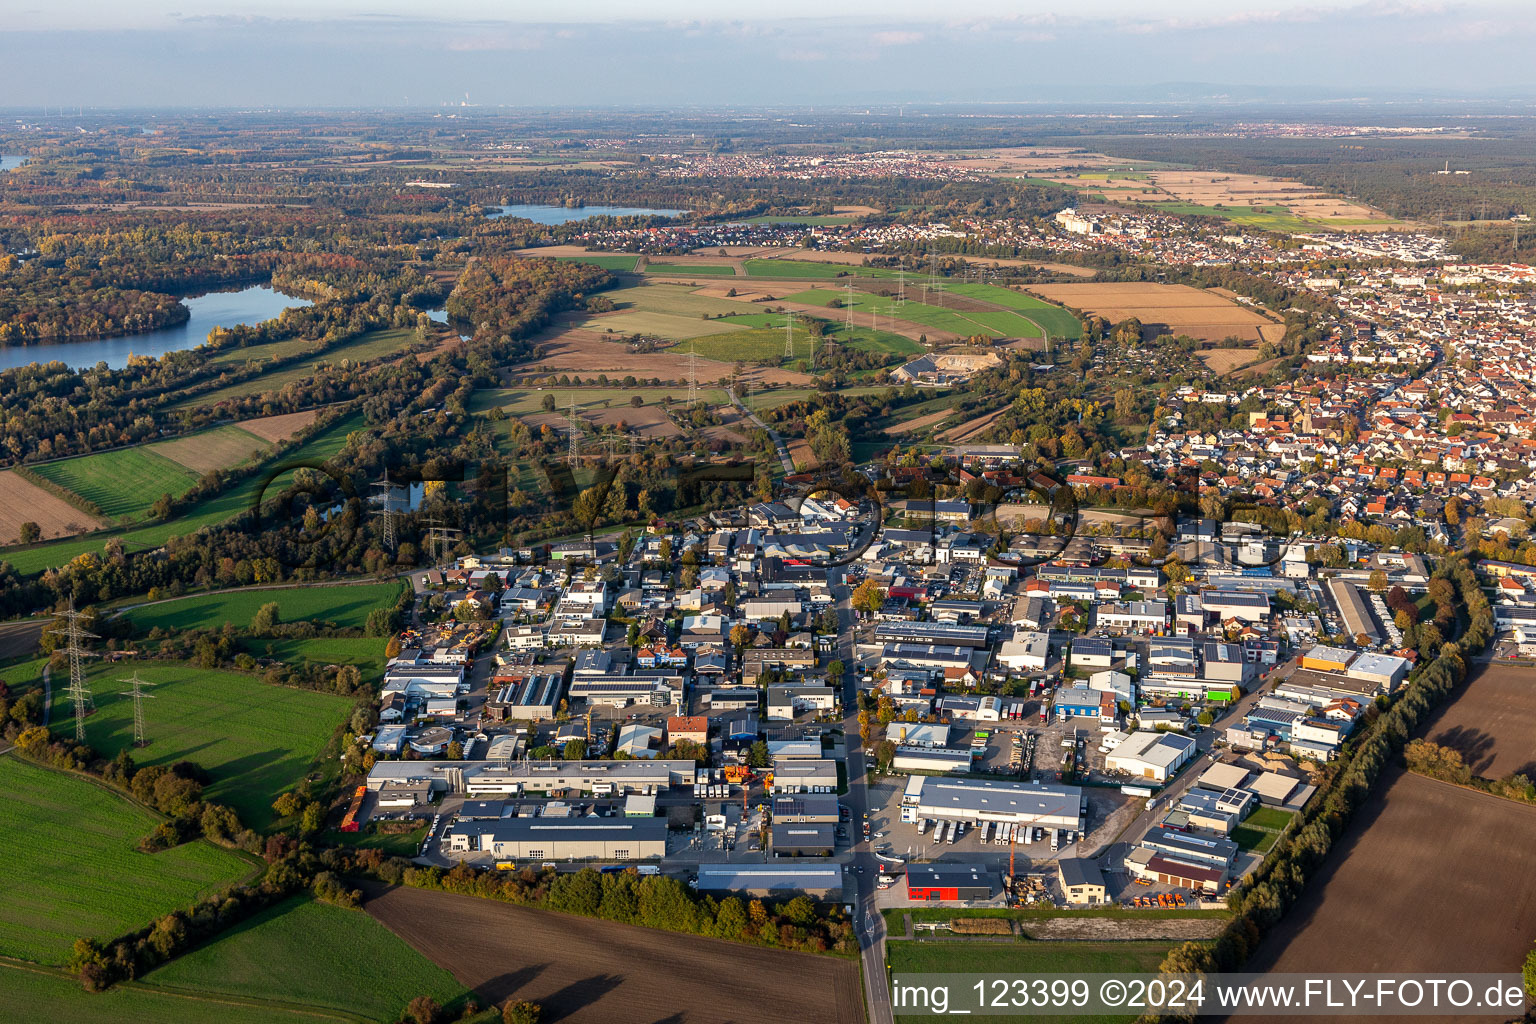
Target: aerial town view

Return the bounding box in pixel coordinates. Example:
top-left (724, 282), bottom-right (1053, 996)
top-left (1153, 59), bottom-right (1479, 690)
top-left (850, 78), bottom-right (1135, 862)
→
top-left (3, 2), bottom-right (1536, 1023)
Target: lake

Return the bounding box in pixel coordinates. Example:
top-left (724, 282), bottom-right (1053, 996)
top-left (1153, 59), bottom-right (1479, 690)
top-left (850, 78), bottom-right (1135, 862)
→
top-left (0, 154), bottom-right (26, 172)
top-left (0, 283), bottom-right (312, 373)
top-left (486, 203), bottom-right (684, 225)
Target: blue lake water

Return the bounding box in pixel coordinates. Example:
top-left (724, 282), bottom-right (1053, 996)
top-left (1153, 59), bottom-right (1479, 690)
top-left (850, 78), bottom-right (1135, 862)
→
top-left (487, 203), bottom-right (684, 224)
top-left (0, 154), bottom-right (26, 171)
top-left (0, 283), bottom-right (312, 373)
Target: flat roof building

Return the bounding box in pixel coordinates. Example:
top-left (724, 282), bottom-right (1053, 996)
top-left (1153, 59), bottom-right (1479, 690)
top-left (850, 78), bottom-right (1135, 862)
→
top-left (901, 776), bottom-right (1084, 830)
top-left (1105, 730), bottom-right (1198, 783)
top-left (771, 823), bottom-right (836, 857)
top-left (445, 816), bottom-right (667, 861)
top-left (1058, 858), bottom-right (1107, 905)
top-left (906, 863), bottom-right (997, 902)
top-left (695, 863), bottom-right (843, 898)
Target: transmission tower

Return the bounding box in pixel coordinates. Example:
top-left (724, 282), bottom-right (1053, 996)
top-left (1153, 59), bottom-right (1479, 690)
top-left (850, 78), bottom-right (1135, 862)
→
top-left (629, 431), bottom-right (640, 457)
top-left (897, 269), bottom-right (906, 304)
top-left (567, 396), bottom-right (581, 467)
top-left (372, 472), bottom-right (398, 551)
top-left (420, 516), bottom-right (461, 565)
top-left (118, 673), bottom-right (155, 748)
top-left (808, 328), bottom-right (816, 371)
top-left (783, 314), bottom-right (795, 360)
top-left (844, 279), bottom-right (854, 330)
top-left (686, 345), bottom-right (700, 404)
top-left (50, 599), bottom-right (97, 743)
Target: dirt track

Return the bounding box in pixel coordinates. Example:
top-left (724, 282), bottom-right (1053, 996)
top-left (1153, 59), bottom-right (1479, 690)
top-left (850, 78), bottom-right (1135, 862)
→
top-left (362, 883), bottom-right (864, 1024)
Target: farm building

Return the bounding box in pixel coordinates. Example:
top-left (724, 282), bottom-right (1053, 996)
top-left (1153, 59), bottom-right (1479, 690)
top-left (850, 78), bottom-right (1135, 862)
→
top-left (905, 863), bottom-right (998, 902)
top-left (1057, 858), bottom-right (1107, 905)
top-left (694, 863), bottom-right (843, 898)
top-left (444, 816), bottom-right (667, 861)
top-left (901, 776), bottom-right (1084, 831)
top-left (771, 823), bottom-right (836, 857)
top-left (1105, 730), bottom-right (1197, 782)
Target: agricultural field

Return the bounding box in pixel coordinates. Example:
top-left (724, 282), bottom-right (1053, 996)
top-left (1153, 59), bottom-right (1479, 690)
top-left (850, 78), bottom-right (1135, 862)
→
top-left (144, 896), bottom-right (474, 1022)
top-left (0, 963), bottom-right (359, 1024)
top-left (234, 408), bottom-right (320, 444)
top-left (1418, 661), bottom-right (1536, 779)
top-left (743, 259), bottom-right (898, 279)
top-left (514, 325), bottom-right (813, 387)
top-left (582, 309), bottom-right (749, 340)
top-left (0, 655), bottom-right (48, 692)
top-left (888, 939), bottom-right (1180, 1024)
top-left (30, 447), bottom-right (201, 521)
top-left (605, 280), bottom-right (759, 317)
top-left (552, 253), bottom-right (641, 271)
top-left (150, 425), bottom-right (272, 476)
top-left (204, 335), bottom-right (322, 370)
top-left (124, 580), bottom-right (404, 634)
top-left (782, 287), bottom-right (1052, 341)
top-left (0, 757), bottom-right (252, 965)
top-left (1248, 768), bottom-right (1536, 978)
top-left (0, 469), bottom-right (107, 543)
top-left (1024, 282), bottom-right (1284, 346)
top-left (1, 413), bottom-right (366, 576)
top-left (60, 661), bottom-right (353, 829)
top-left (943, 282), bottom-right (1084, 339)
top-left (175, 328), bottom-right (422, 410)
top-left (364, 882), bottom-right (864, 1024)
top-left (468, 386), bottom-right (729, 415)
top-left (641, 262), bottom-right (737, 276)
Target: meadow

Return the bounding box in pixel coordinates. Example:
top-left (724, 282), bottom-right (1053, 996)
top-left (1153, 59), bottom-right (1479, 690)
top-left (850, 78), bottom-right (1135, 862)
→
top-left (31, 447), bottom-right (200, 521)
top-left (125, 580), bottom-right (405, 633)
top-left (63, 661), bottom-right (353, 829)
top-left (149, 425), bottom-right (272, 476)
top-left (144, 896), bottom-right (474, 1022)
top-left (944, 282), bottom-right (1084, 338)
top-left (642, 263), bottom-right (737, 276)
top-left (0, 412), bottom-right (364, 576)
top-left (680, 316), bottom-right (923, 364)
top-left (0, 963), bottom-right (358, 1024)
top-left (0, 757), bottom-right (252, 965)
top-left (239, 636), bottom-right (388, 677)
top-left (468, 386), bottom-right (729, 415)
top-left (784, 287), bottom-right (1054, 340)
top-left (552, 253), bottom-right (641, 271)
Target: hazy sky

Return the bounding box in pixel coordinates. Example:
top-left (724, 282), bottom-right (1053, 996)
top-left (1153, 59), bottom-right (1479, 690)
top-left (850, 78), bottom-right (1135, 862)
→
top-left (1, 1), bottom-right (1533, 107)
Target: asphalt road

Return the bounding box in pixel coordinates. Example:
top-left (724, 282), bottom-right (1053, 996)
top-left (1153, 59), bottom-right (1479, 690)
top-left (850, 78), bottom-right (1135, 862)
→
top-left (830, 568), bottom-right (895, 1024)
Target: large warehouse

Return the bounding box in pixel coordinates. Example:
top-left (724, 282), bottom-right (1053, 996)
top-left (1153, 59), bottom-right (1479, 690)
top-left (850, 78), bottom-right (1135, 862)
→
top-left (366, 759), bottom-right (697, 796)
top-left (900, 776), bottom-right (1085, 831)
top-left (695, 863), bottom-right (844, 898)
top-left (1105, 730), bottom-right (1198, 783)
top-left (444, 816), bottom-right (668, 861)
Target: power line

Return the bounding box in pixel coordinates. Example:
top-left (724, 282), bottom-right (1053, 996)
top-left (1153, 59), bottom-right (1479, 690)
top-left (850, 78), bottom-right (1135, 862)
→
top-left (783, 313), bottom-right (795, 360)
top-left (567, 395), bottom-right (581, 467)
top-left (49, 598), bottom-right (97, 743)
top-left (686, 345), bottom-right (700, 404)
top-left (118, 673), bottom-right (155, 748)
top-left (372, 472), bottom-right (398, 552)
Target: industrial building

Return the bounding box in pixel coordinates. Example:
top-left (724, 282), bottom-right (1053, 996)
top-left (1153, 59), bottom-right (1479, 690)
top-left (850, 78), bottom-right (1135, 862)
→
top-left (1069, 637), bottom-right (1115, 668)
top-left (874, 621), bottom-right (991, 649)
top-left (366, 759), bottom-right (697, 797)
top-left (771, 823), bottom-right (836, 857)
top-left (1326, 578), bottom-right (1382, 643)
top-left (906, 863), bottom-right (998, 902)
top-left (771, 794), bottom-right (840, 824)
top-left (694, 863), bottom-right (843, 898)
top-left (901, 776), bottom-right (1085, 831)
top-left (1104, 730), bottom-right (1198, 783)
top-left (444, 816), bottom-right (668, 861)
top-left (487, 673), bottom-right (566, 721)
top-left (769, 759), bottom-right (838, 794)
top-left (891, 746), bottom-right (972, 774)
top-left (1058, 858), bottom-right (1107, 905)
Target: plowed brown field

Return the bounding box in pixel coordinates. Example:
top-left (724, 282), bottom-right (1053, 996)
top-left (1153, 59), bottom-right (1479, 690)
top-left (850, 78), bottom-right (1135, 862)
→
top-left (362, 883), bottom-right (863, 1024)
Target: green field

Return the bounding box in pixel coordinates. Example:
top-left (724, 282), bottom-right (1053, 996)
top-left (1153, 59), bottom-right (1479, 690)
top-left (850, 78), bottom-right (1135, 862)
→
top-left (783, 287), bottom-right (1048, 340)
top-left (1246, 807), bottom-right (1295, 831)
top-left (680, 316), bottom-right (923, 365)
top-left (740, 214), bottom-right (859, 225)
top-left (944, 282), bottom-right (1083, 339)
top-left (740, 385), bottom-right (889, 411)
top-left (31, 448), bottom-right (201, 521)
top-left (144, 896), bottom-right (472, 1021)
top-left (581, 309), bottom-right (747, 340)
top-left (0, 963), bottom-right (359, 1024)
top-left (0, 757), bottom-right (252, 965)
top-left (642, 262), bottom-right (737, 276)
top-left (888, 940), bottom-right (1181, 1024)
top-left (239, 636), bottom-right (388, 677)
top-left (125, 581), bottom-right (404, 634)
top-left (205, 335), bottom-right (326, 370)
top-left (553, 253), bottom-right (640, 271)
top-left (743, 259), bottom-right (898, 279)
top-left (0, 412), bottom-right (365, 576)
top-left (328, 820), bottom-right (428, 858)
top-left (468, 386), bottom-right (729, 415)
top-left (57, 662), bottom-right (352, 830)
top-left (173, 329), bottom-right (420, 410)
top-left (1233, 824), bottom-right (1278, 852)
top-left (0, 656), bottom-right (49, 694)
